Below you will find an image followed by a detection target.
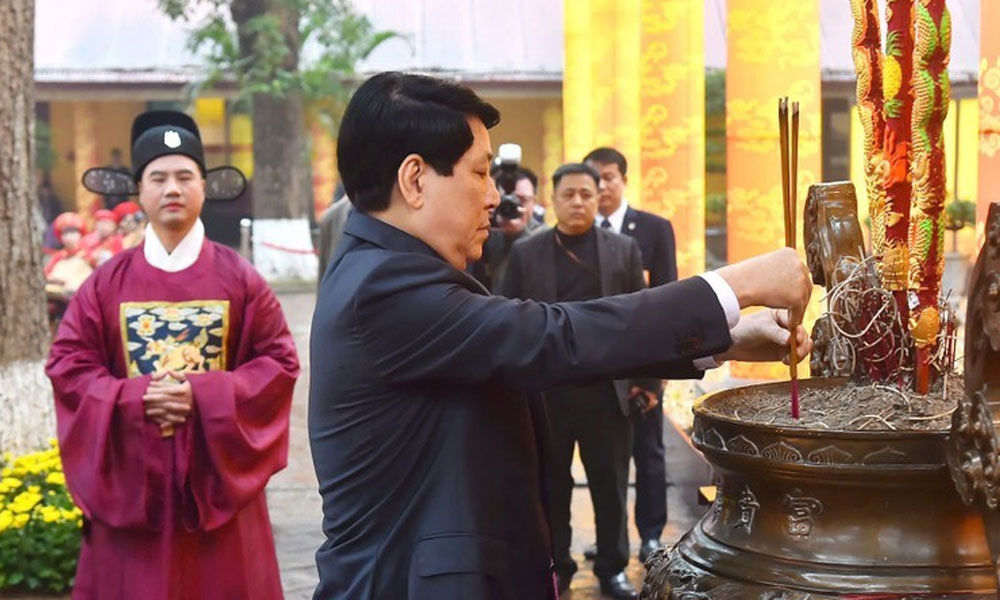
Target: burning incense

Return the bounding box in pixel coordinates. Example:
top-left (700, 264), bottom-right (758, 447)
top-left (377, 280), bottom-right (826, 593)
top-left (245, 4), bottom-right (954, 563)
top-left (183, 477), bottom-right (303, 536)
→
top-left (779, 97), bottom-right (801, 419)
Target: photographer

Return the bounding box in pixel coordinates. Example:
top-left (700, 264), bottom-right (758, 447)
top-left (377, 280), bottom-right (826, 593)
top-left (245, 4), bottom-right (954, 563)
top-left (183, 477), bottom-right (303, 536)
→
top-left (471, 147), bottom-right (545, 292)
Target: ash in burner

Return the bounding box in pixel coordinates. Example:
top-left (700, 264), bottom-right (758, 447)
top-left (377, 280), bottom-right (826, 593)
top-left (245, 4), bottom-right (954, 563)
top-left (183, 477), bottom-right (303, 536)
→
top-left (701, 378), bottom-right (964, 431)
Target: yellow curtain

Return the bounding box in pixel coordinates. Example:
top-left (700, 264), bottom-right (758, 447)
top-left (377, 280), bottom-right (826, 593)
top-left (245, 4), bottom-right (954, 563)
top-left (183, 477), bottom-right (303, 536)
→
top-left (228, 113), bottom-right (254, 180)
top-left (563, 0), bottom-right (705, 277)
top-left (562, 0), bottom-right (641, 201)
top-left (72, 102), bottom-right (101, 225)
top-left (726, 0), bottom-right (822, 379)
top-left (980, 0), bottom-right (1000, 246)
top-left (562, 0), bottom-right (595, 164)
top-left (639, 0), bottom-right (705, 279)
top-left (194, 98), bottom-right (227, 169)
top-left (614, 0), bottom-right (642, 202)
top-left (541, 99), bottom-right (564, 225)
top-left (309, 120), bottom-right (337, 217)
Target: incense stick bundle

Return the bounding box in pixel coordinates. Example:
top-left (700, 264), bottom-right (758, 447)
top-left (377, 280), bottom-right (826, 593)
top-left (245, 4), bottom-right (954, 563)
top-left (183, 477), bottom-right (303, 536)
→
top-left (778, 97), bottom-right (801, 419)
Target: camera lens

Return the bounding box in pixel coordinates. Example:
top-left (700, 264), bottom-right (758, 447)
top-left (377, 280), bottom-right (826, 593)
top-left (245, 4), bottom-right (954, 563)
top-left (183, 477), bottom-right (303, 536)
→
top-left (495, 195), bottom-right (522, 220)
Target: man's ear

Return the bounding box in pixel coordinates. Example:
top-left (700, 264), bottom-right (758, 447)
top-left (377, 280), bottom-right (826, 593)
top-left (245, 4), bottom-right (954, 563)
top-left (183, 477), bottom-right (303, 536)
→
top-left (621, 173), bottom-right (628, 186)
top-left (397, 154), bottom-right (425, 209)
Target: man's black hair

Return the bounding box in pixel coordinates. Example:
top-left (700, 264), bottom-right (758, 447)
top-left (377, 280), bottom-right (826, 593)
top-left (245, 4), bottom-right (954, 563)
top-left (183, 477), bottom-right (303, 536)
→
top-left (337, 72), bottom-right (501, 213)
top-left (493, 166), bottom-right (539, 193)
top-left (516, 167), bottom-right (538, 192)
top-left (551, 163), bottom-right (600, 190)
top-left (582, 147), bottom-right (628, 177)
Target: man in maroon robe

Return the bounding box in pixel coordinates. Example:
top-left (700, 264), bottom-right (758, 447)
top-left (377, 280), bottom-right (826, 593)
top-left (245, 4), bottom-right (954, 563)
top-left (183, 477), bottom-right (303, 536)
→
top-left (46, 110), bottom-right (299, 600)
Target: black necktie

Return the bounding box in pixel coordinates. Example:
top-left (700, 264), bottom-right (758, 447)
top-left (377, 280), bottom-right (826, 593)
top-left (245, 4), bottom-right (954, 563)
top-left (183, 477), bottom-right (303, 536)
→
top-left (600, 218), bottom-right (612, 230)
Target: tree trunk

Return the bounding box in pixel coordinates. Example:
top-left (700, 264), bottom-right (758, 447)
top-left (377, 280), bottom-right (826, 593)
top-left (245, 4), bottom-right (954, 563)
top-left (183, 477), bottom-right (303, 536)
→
top-left (0, 0), bottom-right (56, 454)
top-left (231, 0), bottom-right (310, 220)
top-left (250, 91), bottom-right (310, 219)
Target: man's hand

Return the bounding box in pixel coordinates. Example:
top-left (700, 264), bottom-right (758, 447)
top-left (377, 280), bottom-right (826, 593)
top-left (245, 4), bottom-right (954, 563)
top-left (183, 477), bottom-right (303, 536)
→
top-left (143, 371), bottom-right (193, 431)
top-left (715, 248), bottom-right (812, 316)
top-left (714, 309), bottom-right (813, 364)
top-left (628, 386), bottom-right (659, 414)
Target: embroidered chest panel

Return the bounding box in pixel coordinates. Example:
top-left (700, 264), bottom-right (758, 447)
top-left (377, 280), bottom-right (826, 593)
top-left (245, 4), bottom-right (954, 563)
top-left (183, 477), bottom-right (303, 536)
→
top-left (120, 301), bottom-right (230, 377)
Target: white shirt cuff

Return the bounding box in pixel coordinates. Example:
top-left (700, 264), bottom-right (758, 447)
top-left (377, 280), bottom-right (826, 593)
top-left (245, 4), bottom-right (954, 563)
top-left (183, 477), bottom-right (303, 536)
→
top-left (693, 356), bottom-right (722, 370)
top-left (697, 271), bottom-right (741, 329)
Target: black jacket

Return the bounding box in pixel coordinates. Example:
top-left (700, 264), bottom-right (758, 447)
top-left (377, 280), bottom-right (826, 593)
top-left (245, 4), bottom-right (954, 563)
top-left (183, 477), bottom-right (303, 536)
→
top-left (308, 212), bottom-right (731, 600)
top-left (498, 226), bottom-right (655, 415)
top-left (621, 206), bottom-right (678, 287)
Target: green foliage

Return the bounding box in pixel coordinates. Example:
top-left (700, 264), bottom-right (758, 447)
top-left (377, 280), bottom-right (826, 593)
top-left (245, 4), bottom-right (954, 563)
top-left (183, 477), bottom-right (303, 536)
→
top-left (157, 0), bottom-right (404, 131)
top-left (0, 444), bottom-right (83, 593)
top-left (705, 68), bottom-right (726, 116)
top-left (705, 69), bottom-right (726, 174)
top-left (35, 120), bottom-right (57, 173)
top-left (944, 199), bottom-right (976, 231)
top-left (705, 194), bottom-right (726, 226)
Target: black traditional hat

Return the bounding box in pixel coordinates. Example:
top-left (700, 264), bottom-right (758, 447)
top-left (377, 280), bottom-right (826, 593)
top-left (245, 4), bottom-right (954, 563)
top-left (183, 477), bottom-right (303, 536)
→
top-left (130, 110), bottom-right (205, 182)
top-left (81, 110), bottom-right (247, 202)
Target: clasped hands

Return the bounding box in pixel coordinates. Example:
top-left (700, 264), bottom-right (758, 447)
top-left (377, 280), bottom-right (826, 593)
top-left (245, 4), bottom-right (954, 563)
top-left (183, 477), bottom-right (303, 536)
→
top-left (143, 371), bottom-right (193, 433)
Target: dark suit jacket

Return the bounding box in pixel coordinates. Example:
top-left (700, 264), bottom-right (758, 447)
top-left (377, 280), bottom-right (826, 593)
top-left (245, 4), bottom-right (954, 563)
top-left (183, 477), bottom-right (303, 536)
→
top-left (471, 220), bottom-right (546, 291)
top-left (498, 227), bottom-right (653, 415)
top-left (317, 196), bottom-right (352, 282)
top-left (621, 206), bottom-right (678, 287)
top-left (309, 212), bottom-right (731, 600)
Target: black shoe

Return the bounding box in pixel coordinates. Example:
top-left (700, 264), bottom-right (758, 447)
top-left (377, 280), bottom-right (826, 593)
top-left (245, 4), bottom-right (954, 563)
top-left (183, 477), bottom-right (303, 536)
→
top-left (598, 572), bottom-right (637, 600)
top-left (583, 543), bottom-right (597, 561)
top-left (638, 538), bottom-right (662, 563)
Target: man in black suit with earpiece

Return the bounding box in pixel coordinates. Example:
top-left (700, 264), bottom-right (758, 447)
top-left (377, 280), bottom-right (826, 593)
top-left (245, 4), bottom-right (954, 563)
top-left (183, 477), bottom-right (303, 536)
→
top-left (584, 147), bottom-right (678, 564)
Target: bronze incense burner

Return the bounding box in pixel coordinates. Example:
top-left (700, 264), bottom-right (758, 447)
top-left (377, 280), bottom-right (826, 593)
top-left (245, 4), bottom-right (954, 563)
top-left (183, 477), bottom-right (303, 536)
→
top-left (642, 203), bottom-right (1000, 599)
top-left (642, 378), bottom-right (993, 599)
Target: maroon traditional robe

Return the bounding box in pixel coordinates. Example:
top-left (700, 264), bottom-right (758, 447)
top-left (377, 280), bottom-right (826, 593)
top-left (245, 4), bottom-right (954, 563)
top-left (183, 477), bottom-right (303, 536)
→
top-left (46, 240), bottom-right (299, 600)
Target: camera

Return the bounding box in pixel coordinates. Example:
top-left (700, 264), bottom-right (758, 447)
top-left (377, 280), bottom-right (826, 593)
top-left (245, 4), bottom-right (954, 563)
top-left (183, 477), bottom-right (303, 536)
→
top-left (491, 143), bottom-right (524, 225)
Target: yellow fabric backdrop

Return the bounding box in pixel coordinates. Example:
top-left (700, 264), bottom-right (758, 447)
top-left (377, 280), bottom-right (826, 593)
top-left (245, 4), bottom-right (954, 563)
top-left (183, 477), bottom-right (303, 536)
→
top-left (309, 120), bottom-right (337, 217)
top-left (639, 0), bottom-right (706, 279)
top-left (72, 102), bottom-right (101, 225)
top-left (193, 98), bottom-right (226, 169)
top-left (228, 114), bottom-right (254, 180)
top-left (563, 0), bottom-right (706, 278)
top-left (980, 0), bottom-right (1000, 244)
top-left (542, 99), bottom-right (564, 225)
top-left (563, 0), bottom-right (596, 164)
top-left (726, 0), bottom-right (822, 379)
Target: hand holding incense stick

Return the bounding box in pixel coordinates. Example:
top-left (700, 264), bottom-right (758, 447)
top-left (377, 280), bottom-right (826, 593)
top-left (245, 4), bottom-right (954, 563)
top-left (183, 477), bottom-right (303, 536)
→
top-left (778, 97), bottom-right (801, 419)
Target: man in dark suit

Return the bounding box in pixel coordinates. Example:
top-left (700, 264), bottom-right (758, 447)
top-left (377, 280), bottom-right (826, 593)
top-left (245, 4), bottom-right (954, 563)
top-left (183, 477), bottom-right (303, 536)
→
top-left (316, 191), bottom-right (351, 282)
top-left (583, 147), bottom-right (677, 562)
top-left (498, 162), bottom-right (659, 599)
top-left (309, 71), bottom-right (814, 600)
